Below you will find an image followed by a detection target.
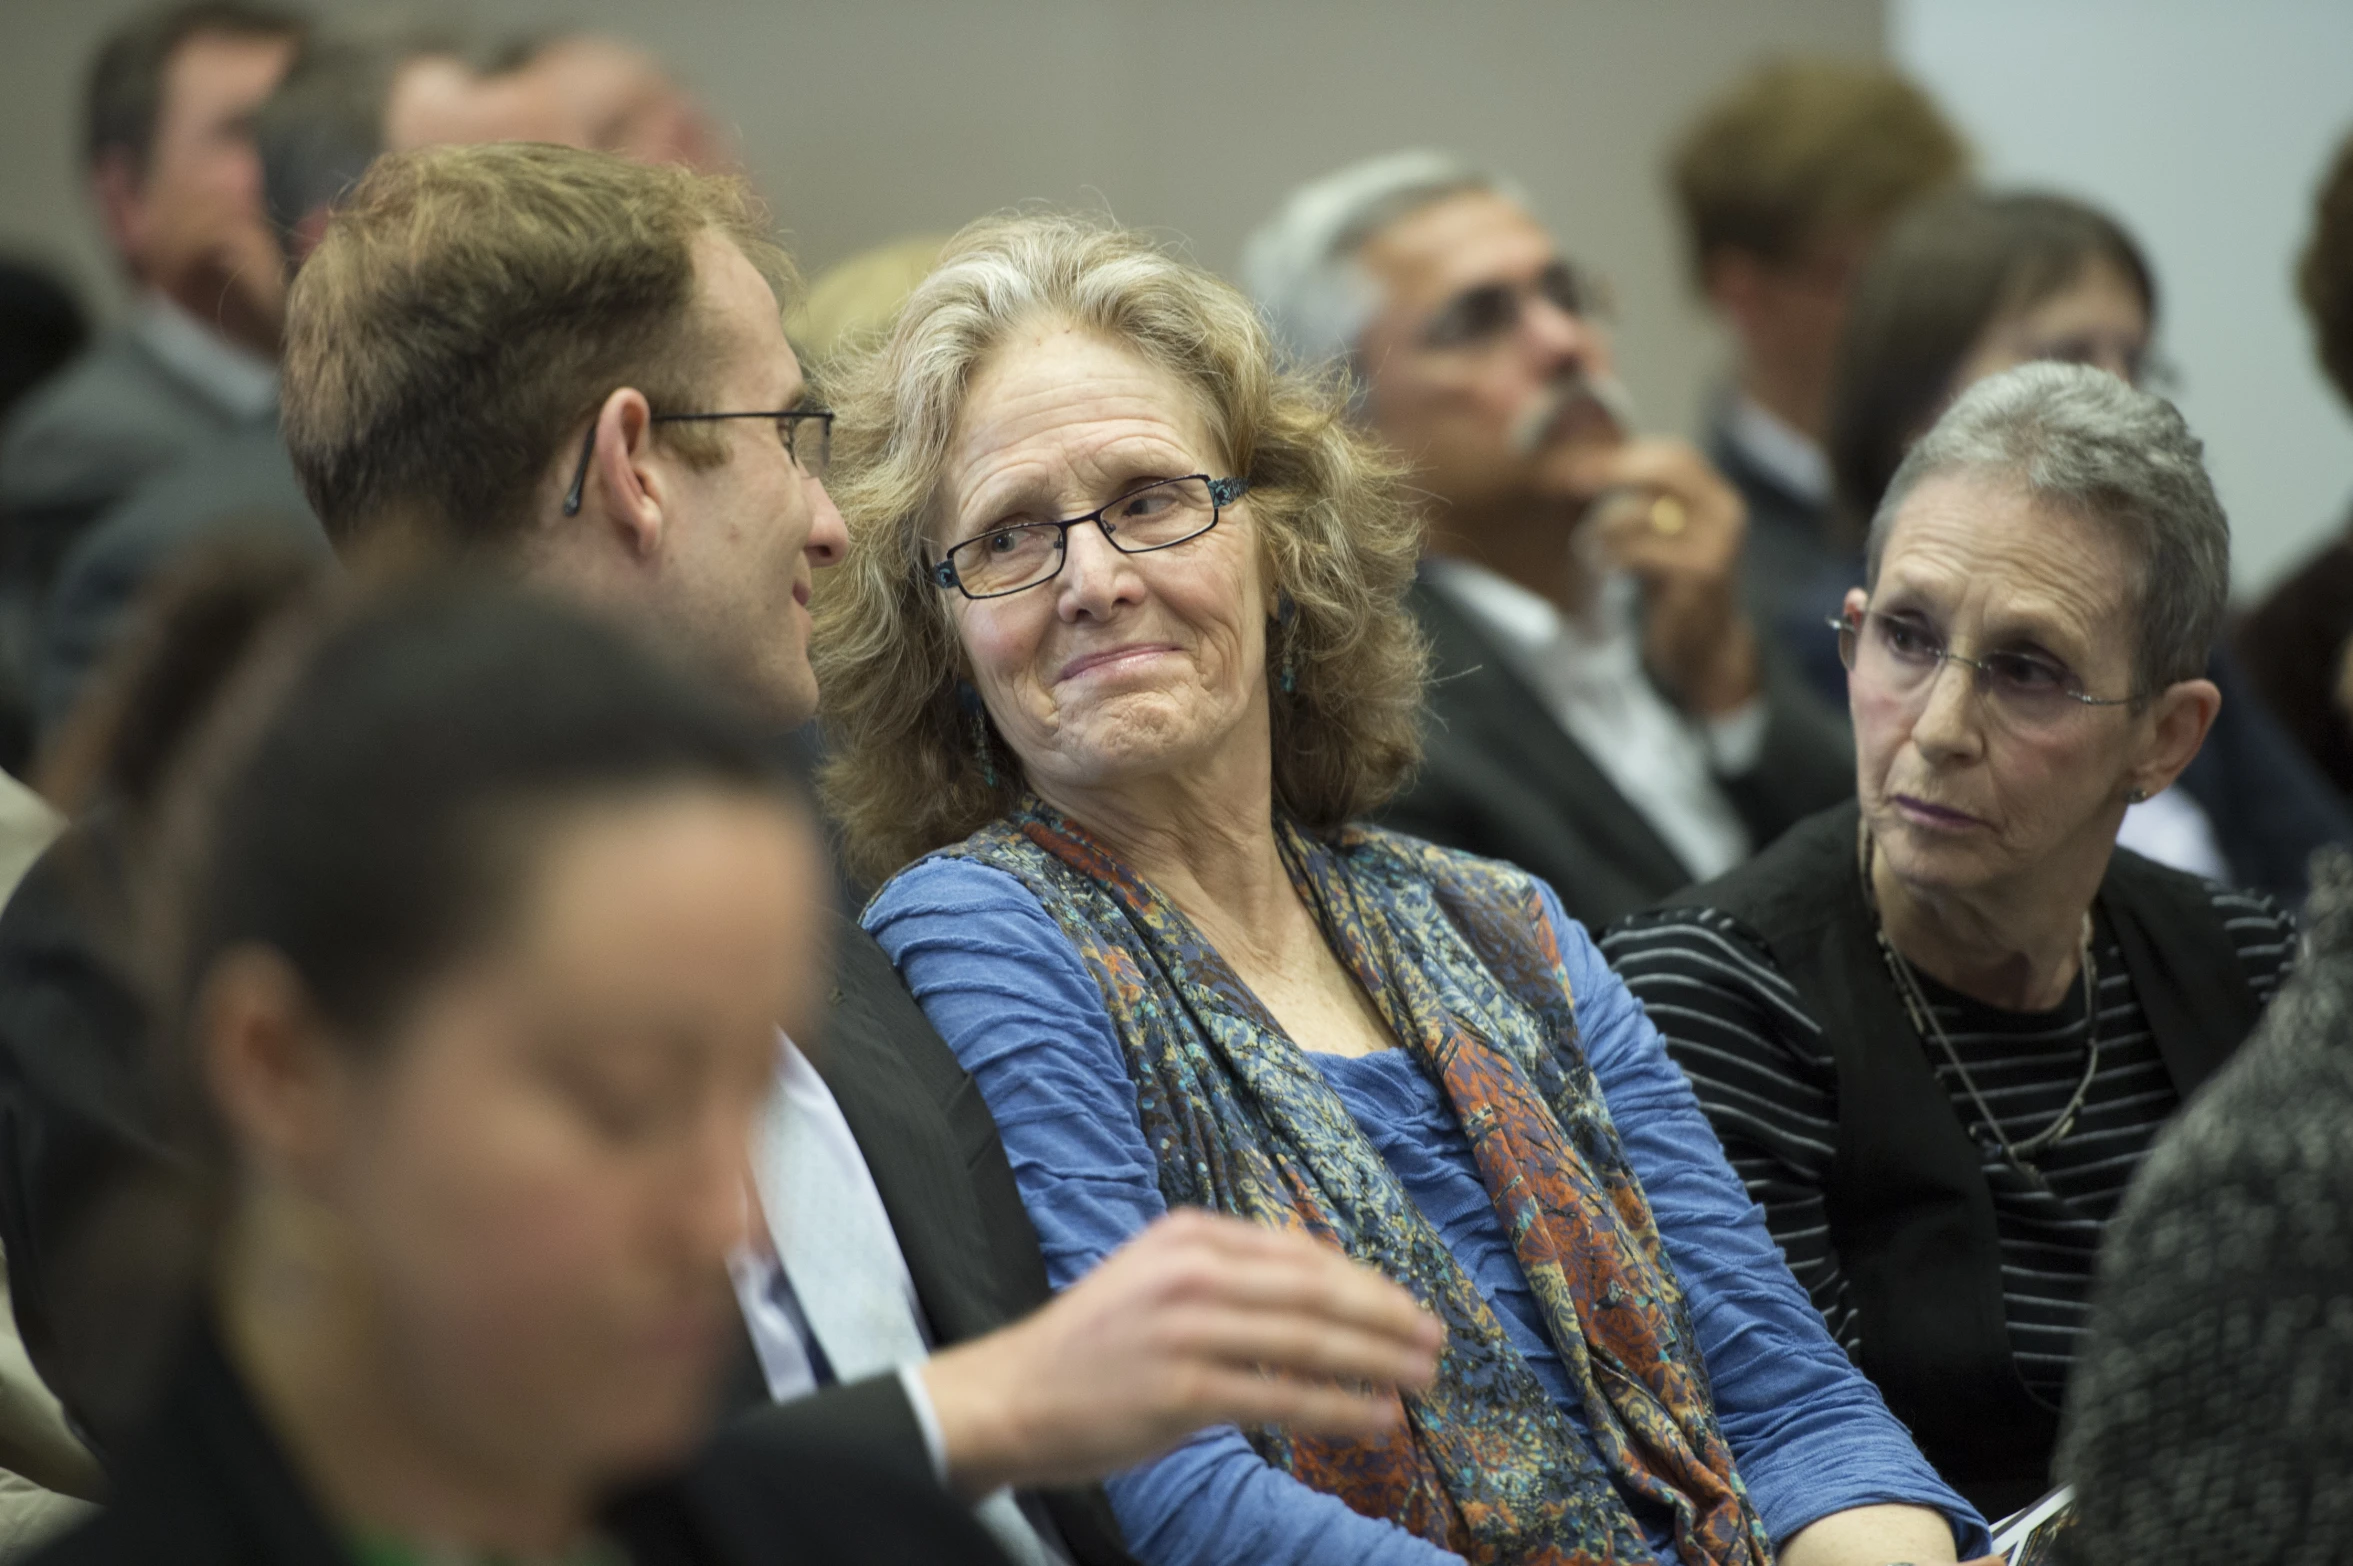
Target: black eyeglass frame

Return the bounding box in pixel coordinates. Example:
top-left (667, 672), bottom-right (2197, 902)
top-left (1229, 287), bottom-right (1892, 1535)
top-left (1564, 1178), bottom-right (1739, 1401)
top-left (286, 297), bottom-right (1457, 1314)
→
top-left (1827, 607), bottom-right (2137, 711)
top-left (926, 475), bottom-right (1250, 600)
top-left (561, 408), bottom-right (835, 517)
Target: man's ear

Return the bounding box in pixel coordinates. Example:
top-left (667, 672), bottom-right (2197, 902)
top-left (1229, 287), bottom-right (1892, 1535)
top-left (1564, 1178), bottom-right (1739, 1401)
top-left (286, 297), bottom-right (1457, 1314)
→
top-left (2128, 676), bottom-right (2223, 803)
top-left (579, 387), bottom-right (666, 559)
top-left (90, 148), bottom-right (149, 276)
top-left (197, 946), bottom-right (353, 1196)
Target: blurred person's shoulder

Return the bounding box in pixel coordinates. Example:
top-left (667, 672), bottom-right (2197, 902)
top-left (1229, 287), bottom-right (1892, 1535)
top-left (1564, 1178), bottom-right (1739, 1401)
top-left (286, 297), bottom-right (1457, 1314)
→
top-left (0, 330), bottom-right (235, 517)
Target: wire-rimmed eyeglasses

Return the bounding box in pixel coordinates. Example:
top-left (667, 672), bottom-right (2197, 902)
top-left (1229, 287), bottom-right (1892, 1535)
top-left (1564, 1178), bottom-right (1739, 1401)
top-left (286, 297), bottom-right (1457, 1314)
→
top-left (562, 408), bottom-right (835, 516)
top-left (1829, 607), bottom-right (2137, 730)
top-left (927, 475), bottom-right (1248, 600)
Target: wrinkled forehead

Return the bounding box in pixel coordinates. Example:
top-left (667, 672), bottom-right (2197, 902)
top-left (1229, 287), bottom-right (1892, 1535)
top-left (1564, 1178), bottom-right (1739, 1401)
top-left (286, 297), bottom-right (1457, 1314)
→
top-left (1356, 190), bottom-right (1560, 326)
top-left (1873, 472), bottom-right (2136, 648)
top-left (942, 321), bottom-right (1223, 505)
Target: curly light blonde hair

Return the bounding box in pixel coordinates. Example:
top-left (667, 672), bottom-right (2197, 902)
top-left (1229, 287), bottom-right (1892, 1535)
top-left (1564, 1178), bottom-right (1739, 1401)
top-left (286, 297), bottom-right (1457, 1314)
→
top-left (813, 212), bottom-right (1428, 886)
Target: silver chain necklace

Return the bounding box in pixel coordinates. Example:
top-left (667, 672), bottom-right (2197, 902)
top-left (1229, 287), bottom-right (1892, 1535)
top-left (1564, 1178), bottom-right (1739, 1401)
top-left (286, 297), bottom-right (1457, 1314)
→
top-left (1859, 827), bottom-right (2101, 1187)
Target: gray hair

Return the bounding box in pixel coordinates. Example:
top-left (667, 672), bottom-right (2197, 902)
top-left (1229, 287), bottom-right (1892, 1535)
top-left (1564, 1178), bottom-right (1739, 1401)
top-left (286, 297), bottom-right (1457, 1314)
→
top-left (1240, 149), bottom-right (1526, 380)
top-left (1865, 362), bottom-right (2229, 694)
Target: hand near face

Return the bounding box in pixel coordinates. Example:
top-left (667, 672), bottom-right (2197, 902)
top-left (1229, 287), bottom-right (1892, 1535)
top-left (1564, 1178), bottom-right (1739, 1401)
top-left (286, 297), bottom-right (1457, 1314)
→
top-left (918, 1209), bottom-right (1443, 1496)
top-left (144, 190), bottom-right (288, 349)
top-left (1584, 438), bottom-right (1761, 717)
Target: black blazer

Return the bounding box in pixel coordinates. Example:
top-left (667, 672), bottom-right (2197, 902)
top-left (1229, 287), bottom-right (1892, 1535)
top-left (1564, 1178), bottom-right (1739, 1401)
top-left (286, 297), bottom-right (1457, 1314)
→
top-left (30, 1318), bottom-right (1011, 1566)
top-left (734, 919), bottom-right (1131, 1564)
top-left (1379, 577), bottom-right (1854, 929)
top-left (0, 825), bottom-right (1131, 1564)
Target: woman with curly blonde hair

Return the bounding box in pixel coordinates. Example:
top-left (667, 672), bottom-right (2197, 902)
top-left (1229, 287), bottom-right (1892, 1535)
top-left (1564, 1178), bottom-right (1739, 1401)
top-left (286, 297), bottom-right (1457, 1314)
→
top-left (816, 214), bottom-right (1981, 1566)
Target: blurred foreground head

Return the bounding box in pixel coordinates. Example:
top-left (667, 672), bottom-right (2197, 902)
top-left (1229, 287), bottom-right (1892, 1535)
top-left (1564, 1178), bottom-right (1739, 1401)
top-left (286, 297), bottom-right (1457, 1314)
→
top-left (2299, 122), bottom-right (2353, 416)
top-left (137, 559), bottom-right (822, 1515)
top-left (2057, 847), bottom-right (2353, 1561)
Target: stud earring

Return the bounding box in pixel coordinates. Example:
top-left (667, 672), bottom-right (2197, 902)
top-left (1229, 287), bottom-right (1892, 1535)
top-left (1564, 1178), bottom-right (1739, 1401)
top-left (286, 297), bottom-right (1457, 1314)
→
top-left (959, 682), bottom-right (997, 788)
top-left (2126, 786), bottom-right (2149, 804)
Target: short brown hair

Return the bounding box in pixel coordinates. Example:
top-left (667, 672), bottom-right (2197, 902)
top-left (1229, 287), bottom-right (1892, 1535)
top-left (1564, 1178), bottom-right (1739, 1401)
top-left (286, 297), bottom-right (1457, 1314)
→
top-left (1669, 58), bottom-right (1969, 280)
top-left (280, 141), bottom-right (796, 556)
top-left (813, 213), bottom-right (1427, 887)
top-left (2301, 126), bottom-right (2353, 412)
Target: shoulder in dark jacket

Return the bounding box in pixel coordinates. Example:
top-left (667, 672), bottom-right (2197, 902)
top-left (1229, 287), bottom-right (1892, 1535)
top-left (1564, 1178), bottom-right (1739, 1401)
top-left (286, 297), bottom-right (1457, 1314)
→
top-left (1381, 575), bottom-right (1852, 929)
top-left (33, 1322), bottom-right (1012, 1566)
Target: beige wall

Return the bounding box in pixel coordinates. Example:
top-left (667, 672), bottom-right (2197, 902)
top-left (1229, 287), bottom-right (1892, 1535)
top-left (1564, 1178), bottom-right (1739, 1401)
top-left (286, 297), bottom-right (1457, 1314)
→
top-left (0, 0), bottom-right (1882, 434)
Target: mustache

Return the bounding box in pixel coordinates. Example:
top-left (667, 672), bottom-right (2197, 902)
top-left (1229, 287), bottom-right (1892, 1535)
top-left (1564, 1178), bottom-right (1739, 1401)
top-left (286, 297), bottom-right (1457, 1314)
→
top-left (1508, 368), bottom-right (1638, 456)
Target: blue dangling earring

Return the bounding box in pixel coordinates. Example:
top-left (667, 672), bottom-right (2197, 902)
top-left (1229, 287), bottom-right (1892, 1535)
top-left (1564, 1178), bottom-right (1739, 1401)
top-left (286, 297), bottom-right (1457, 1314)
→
top-left (1274, 595), bottom-right (1299, 695)
top-left (958, 681), bottom-right (997, 788)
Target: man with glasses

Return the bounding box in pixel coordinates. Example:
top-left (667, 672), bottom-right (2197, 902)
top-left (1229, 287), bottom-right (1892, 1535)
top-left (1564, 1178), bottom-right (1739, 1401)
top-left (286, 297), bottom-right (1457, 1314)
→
top-left (0, 141), bottom-right (1445, 1566)
top-left (1243, 151), bottom-right (1852, 930)
top-left (278, 139), bottom-right (1455, 1566)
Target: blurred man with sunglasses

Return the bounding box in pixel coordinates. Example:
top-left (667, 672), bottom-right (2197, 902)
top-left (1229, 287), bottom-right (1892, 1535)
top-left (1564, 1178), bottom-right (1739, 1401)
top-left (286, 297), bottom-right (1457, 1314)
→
top-left (1244, 152), bottom-right (1851, 927)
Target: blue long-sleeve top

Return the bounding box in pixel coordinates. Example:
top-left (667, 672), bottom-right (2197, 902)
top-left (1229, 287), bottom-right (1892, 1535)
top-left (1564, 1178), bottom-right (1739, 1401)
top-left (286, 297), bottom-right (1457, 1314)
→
top-left (866, 855), bottom-right (1989, 1566)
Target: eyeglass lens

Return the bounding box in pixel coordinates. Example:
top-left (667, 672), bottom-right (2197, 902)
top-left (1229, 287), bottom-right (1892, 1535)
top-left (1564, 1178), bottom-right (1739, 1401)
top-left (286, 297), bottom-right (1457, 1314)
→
top-left (1840, 611), bottom-right (2098, 726)
top-left (947, 476), bottom-right (1221, 598)
top-left (784, 415), bottom-right (831, 481)
top-left (1423, 261), bottom-right (1600, 348)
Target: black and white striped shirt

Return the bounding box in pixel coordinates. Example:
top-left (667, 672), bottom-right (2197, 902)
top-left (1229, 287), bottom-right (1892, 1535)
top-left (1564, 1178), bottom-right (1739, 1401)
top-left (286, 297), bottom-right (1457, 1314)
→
top-left (1601, 887), bottom-right (2295, 1407)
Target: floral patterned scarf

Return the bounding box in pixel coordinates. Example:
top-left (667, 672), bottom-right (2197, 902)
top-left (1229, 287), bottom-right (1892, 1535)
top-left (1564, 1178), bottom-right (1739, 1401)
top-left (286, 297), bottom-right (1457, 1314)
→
top-left (939, 802), bottom-right (1770, 1566)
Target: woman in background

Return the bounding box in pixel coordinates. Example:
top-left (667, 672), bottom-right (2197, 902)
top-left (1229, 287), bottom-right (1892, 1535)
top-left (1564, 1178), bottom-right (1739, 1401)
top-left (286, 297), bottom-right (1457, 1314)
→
top-left (34, 572), bottom-right (1006, 1566)
top-left (1808, 189), bottom-right (2351, 902)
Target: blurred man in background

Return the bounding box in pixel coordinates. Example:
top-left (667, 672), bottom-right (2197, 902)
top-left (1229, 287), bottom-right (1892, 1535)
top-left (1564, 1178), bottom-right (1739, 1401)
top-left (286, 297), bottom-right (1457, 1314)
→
top-left (502, 30), bottom-right (730, 171)
top-left (1245, 151), bottom-right (1852, 928)
top-left (0, 2), bottom-right (305, 770)
top-left (1668, 60), bottom-right (1968, 649)
top-left (34, 28), bottom-right (640, 748)
top-left (2239, 122), bottom-right (2353, 805)
top-left (0, 2), bottom-right (305, 559)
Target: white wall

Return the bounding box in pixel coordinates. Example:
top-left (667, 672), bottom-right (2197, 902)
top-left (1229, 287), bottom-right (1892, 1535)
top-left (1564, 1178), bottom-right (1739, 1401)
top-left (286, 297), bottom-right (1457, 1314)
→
top-left (1892, 0), bottom-right (2353, 600)
top-left (0, 0), bottom-right (1883, 444)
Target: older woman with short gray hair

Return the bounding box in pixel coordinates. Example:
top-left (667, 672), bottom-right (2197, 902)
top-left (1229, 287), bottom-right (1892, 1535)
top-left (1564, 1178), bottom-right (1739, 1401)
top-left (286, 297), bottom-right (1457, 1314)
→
top-left (1602, 361), bottom-right (2299, 1520)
